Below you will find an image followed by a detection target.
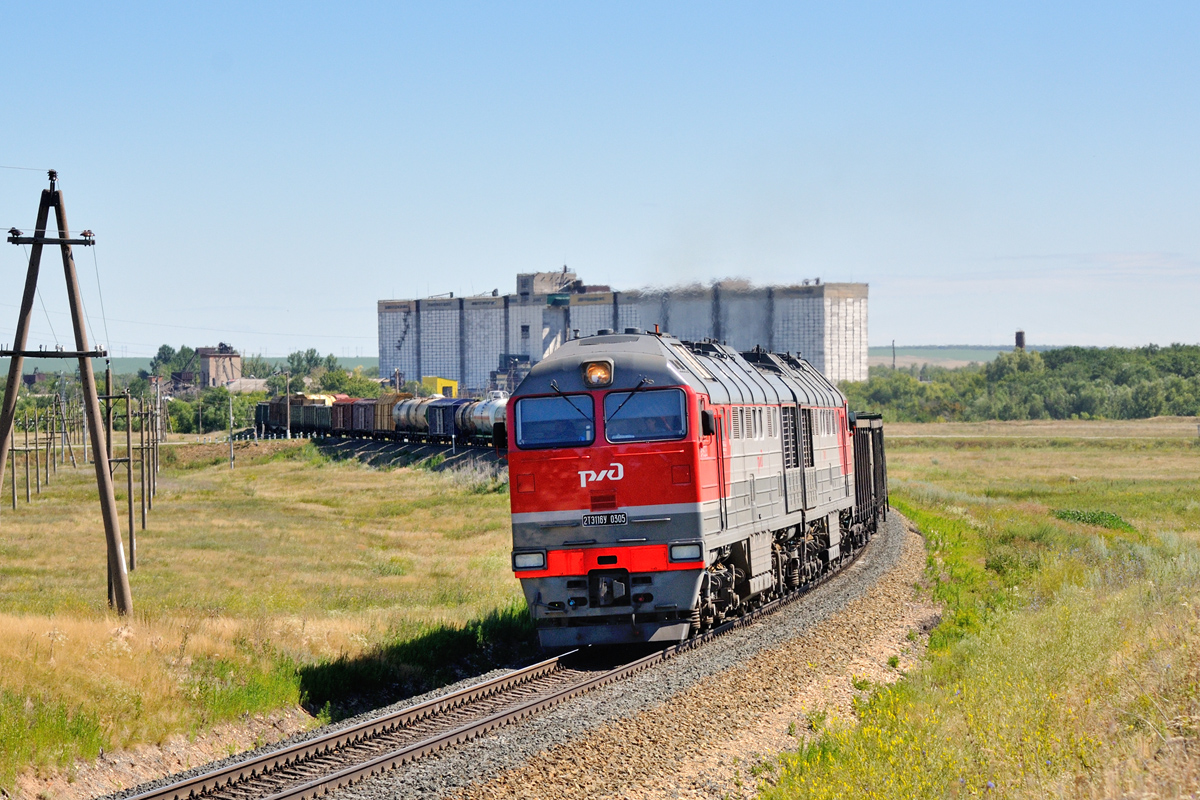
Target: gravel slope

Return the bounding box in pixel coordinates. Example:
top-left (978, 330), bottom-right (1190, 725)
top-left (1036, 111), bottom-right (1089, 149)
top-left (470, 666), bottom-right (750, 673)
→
top-left (332, 511), bottom-right (922, 800)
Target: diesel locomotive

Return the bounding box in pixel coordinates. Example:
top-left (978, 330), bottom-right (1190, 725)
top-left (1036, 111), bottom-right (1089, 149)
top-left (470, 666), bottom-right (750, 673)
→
top-left (506, 330), bottom-right (888, 648)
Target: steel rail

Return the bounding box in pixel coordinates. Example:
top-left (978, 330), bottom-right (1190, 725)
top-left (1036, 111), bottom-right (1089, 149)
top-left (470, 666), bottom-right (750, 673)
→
top-left (126, 651), bottom-right (575, 800)
top-left (128, 529), bottom-right (877, 800)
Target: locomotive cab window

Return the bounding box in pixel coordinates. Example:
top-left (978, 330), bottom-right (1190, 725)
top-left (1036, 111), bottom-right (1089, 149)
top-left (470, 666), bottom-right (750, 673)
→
top-left (514, 395), bottom-right (595, 448)
top-left (604, 388), bottom-right (687, 443)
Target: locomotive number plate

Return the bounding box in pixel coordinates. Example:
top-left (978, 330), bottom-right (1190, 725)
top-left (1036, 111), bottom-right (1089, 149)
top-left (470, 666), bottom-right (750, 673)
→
top-left (582, 512), bottom-right (628, 527)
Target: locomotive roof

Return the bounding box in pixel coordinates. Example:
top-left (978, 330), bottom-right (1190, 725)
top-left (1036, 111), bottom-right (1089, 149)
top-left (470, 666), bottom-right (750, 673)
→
top-left (515, 332), bottom-right (845, 408)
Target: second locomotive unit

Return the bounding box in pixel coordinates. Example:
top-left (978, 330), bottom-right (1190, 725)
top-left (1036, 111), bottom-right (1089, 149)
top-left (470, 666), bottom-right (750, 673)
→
top-left (507, 329), bottom-right (888, 648)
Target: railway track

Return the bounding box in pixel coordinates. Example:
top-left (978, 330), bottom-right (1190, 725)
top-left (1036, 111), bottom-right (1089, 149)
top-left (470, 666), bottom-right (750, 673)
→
top-left (125, 536), bottom-right (875, 800)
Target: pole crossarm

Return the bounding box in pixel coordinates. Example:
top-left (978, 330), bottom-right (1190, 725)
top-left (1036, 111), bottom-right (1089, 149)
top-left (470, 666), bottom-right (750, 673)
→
top-left (0, 349), bottom-right (107, 358)
top-left (7, 236), bottom-right (95, 246)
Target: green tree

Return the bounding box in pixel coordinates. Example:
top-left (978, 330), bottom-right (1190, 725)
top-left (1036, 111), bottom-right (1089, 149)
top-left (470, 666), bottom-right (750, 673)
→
top-left (286, 349), bottom-right (324, 376)
top-left (317, 367), bottom-right (381, 398)
top-left (242, 353), bottom-right (275, 378)
top-left (149, 345), bottom-right (176, 377)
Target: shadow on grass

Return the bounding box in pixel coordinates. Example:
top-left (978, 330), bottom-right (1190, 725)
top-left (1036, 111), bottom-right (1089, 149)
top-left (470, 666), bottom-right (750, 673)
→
top-left (297, 603), bottom-right (538, 721)
top-left (315, 438), bottom-right (505, 473)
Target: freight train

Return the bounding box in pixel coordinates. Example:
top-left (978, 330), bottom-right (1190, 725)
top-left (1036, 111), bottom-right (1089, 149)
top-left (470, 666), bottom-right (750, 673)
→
top-left (256, 390), bottom-right (509, 446)
top-left (506, 329), bottom-right (888, 648)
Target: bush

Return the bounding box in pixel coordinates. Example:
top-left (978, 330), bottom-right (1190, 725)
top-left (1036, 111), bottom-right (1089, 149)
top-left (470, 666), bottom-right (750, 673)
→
top-left (841, 344), bottom-right (1200, 421)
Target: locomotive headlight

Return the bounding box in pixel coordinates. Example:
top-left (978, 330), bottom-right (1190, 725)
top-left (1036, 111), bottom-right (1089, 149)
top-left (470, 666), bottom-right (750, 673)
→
top-left (582, 361), bottom-right (613, 387)
top-left (669, 543), bottom-right (703, 562)
top-left (513, 551), bottom-right (546, 570)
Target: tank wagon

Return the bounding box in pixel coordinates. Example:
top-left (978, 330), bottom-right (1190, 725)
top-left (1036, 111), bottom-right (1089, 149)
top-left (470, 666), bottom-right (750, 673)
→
top-left (506, 330), bottom-right (888, 648)
top-left (258, 390), bottom-right (509, 447)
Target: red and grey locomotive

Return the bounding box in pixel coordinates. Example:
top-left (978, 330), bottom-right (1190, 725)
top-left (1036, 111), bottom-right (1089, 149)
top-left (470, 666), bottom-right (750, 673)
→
top-left (506, 330), bottom-right (888, 648)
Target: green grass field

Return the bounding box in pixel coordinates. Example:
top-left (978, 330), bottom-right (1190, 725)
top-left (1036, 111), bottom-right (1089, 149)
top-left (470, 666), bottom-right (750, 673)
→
top-left (764, 420), bottom-right (1200, 798)
top-left (5, 421), bottom-right (1199, 796)
top-left (0, 440), bottom-right (526, 790)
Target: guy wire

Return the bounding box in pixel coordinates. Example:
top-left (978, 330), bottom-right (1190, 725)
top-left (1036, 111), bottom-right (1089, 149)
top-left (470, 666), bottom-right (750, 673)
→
top-left (90, 245), bottom-right (113, 355)
top-left (21, 244), bottom-right (60, 346)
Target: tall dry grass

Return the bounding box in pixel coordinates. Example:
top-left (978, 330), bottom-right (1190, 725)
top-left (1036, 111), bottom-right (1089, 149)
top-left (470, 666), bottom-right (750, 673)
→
top-left (0, 441), bottom-right (524, 788)
top-left (764, 427), bottom-right (1200, 798)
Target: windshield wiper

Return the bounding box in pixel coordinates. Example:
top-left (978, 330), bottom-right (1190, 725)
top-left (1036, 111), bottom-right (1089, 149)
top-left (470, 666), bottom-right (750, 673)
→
top-left (550, 380), bottom-right (595, 425)
top-left (605, 376), bottom-right (654, 424)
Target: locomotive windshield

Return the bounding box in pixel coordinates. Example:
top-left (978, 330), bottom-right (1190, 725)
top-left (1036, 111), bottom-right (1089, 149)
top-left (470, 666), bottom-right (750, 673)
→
top-left (514, 395), bottom-right (595, 448)
top-left (604, 388), bottom-right (687, 442)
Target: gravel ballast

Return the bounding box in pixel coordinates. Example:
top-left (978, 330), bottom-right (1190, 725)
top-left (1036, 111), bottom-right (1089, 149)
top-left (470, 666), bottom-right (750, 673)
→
top-left (329, 512), bottom-right (922, 800)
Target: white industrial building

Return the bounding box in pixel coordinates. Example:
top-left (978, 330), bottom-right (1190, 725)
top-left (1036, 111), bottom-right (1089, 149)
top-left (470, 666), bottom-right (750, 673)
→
top-left (378, 272), bottom-right (868, 395)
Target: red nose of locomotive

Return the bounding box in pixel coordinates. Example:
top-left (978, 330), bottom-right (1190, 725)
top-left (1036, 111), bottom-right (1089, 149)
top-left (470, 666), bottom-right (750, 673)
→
top-left (506, 335), bottom-right (708, 647)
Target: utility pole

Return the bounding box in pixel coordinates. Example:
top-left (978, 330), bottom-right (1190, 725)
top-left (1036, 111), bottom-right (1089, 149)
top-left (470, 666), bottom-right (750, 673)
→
top-left (285, 371), bottom-right (291, 439)
top-left (33, 409), bottom-right (40, 494)
top-left (57, 393), bottom-right (77, 468)
top-left (139, 399), bottom-right (146, 528)
top-left (105, 366), bottom-right (113, 461)
top-left (124, 390), bottom-right (135, 569)
top-left (1, 172), bottom-right (131, 613)
top-left (49, 396), bottom-right (57, 476)
top-left (228, 393), bottom-right (234, 469)
top-left (23, 412), bottom-right (30, 503)
top-left (891, 339), bottom-right (896, 371)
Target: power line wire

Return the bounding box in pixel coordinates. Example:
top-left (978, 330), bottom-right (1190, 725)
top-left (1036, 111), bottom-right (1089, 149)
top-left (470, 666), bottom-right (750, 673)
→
top-left (90, 245), bottom-right (112, 353)
top-left (20, 245), bottom-right (59, 346)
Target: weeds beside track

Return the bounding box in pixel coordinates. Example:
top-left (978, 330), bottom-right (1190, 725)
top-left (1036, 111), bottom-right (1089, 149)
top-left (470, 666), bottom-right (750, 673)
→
top-left (764, 432), bottom-right (1200, 798)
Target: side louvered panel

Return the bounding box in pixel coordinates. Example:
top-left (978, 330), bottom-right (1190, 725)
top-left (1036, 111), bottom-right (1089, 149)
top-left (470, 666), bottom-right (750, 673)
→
top-left (785, 467), bottom-right (805, 513)
top-left (803, 467), bottom-right (817, 509)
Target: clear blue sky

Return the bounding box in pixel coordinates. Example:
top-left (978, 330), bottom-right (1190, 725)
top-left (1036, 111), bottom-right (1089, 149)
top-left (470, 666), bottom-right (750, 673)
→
top-left (2, 2), bottom-right (1197, 358)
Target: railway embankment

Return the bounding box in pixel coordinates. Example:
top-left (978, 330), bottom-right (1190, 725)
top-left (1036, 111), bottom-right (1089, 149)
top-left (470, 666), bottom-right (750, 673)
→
top-left (308, 513), bottom-right (923, 800)
top-left (446, 516), bottom-right (932, 800)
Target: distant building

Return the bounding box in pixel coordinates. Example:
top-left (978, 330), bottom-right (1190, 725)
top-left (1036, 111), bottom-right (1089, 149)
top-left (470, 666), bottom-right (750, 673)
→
top-left (196, 343), bottom-right (242, 388)
top-left (378, 271), bottom-right (868, 395)
top-left (22, 369), bottom-right (52, 388)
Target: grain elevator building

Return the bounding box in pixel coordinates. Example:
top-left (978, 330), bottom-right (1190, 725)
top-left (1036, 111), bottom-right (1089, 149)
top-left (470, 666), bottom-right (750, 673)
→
top-left (378, 272), bottom-right (867, 395)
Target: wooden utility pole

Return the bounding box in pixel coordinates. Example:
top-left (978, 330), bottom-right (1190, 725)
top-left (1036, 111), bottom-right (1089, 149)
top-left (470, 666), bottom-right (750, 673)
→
top-left (139, 400), bottom-right (146, 529)
top-left (23, 413), bottom-right (30, 503)
top-left (285, 371), bottom-right (291, 438)
top-left (0, 171), bottom-right (132, 614)
top-left (49, 399), bottom-right (56, 476)
top-left (228, 394), bottom-right (234, 468)
top-left (57, 394), bottom-right (77, 468)
top-left (124, 390), bottom-right (135, 569)
top-left (105, 367), bottom-right (114, 461)
top-left (33, 409), bottom-right (40, 494)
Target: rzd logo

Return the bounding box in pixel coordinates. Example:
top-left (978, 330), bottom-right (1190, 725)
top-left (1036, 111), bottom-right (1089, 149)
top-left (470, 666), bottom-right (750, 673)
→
top-left (578, 463), bottom-right (624, 487)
